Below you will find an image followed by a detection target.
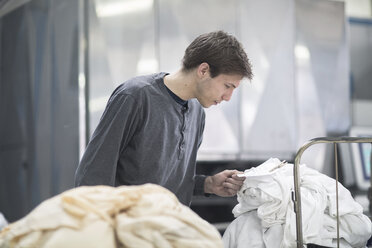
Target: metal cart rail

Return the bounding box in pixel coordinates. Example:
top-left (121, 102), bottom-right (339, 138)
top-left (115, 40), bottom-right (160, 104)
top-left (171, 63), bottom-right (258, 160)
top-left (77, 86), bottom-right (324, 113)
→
top-left (293, 137), bottom-right (372, 248)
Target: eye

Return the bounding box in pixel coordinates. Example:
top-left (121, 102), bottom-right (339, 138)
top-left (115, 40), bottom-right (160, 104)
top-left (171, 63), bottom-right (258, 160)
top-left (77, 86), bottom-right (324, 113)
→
top-left (225, 84), bottom-right (230, 89)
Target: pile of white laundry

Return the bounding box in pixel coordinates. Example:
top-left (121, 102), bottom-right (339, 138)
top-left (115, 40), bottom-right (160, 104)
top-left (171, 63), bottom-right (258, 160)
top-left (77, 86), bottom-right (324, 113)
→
top-left (0, 184), bottom-right (223, 248)
top-left (223, 158), bottom-right (372, 248)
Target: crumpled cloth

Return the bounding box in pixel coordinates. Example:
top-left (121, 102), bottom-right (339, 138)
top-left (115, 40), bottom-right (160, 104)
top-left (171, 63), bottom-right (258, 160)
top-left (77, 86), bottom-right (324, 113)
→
top-left (223, 158), bottom-right (372, 248)
top-left (223, 210), bottom-right (283, 248)
top-left (0, 184), bottom-right (223, 248)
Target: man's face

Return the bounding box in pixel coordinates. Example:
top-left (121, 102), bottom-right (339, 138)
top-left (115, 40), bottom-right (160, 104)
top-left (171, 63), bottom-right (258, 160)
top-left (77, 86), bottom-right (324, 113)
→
top-left (196, 73), bottom-right (242, 108)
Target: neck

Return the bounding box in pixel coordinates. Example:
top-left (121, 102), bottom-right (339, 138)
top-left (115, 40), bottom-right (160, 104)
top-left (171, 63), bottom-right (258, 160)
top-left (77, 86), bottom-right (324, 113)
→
top-left (163, 69), bottom-right (197, 101)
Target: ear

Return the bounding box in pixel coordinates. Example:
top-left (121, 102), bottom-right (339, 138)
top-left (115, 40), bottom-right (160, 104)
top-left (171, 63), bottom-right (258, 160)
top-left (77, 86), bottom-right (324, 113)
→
top-left (197, 62), bottom-right (210, 78)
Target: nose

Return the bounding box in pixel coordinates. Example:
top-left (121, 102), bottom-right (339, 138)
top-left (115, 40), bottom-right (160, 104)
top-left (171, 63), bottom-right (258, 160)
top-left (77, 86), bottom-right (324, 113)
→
top-left (222, 89), bottom-right (233, 101)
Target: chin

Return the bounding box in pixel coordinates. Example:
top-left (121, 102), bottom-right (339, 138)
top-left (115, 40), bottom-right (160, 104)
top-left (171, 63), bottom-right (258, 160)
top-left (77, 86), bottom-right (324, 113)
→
top-left (197, 99), bottom-right (211, 108)
top-left (203, 102), bottom-right (215, 108)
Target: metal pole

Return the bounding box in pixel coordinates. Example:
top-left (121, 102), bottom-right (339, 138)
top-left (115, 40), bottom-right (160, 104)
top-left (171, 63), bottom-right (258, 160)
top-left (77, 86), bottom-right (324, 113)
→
top-left (334, 143), bottom-right (340, 248)
top-left (369, 142), bottom-right (372, 216)
top-left (293, 137), bottom-right (372, 248)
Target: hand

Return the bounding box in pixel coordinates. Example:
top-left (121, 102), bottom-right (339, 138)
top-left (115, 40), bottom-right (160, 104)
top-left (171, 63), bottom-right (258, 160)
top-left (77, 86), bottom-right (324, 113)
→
top-left (204, 170), bottom-right (246, 197)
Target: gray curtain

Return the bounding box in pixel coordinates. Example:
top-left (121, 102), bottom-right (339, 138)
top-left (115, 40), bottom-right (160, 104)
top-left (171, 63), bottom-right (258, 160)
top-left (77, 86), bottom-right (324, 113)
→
top-left (0, 0), bottom-right (79, 222)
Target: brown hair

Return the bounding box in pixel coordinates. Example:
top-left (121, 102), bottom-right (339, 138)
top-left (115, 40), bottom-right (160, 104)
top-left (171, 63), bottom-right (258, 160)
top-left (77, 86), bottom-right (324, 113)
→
top-left (182, 30), bottom-right (253, 80)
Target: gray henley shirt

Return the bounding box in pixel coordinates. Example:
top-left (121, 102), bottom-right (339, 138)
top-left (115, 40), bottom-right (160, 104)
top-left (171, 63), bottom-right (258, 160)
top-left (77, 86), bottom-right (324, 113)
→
top-left (75, 72), bottom-right (206, 205)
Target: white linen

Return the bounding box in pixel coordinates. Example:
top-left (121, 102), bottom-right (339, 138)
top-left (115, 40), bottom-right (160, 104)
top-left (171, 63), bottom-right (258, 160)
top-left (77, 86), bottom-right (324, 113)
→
top-left (224, 158), bottom-right (372, 248)
top-left (223, 210), bottom-right (283, 248)
top-left (0, 184), bottom-right (223, 248)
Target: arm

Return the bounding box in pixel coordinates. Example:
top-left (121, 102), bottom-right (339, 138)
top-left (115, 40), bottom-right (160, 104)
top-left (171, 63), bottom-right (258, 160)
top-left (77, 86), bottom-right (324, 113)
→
top-left (193, 111), bottom-right (245, 197)
top-left (75, 93), bottom-right (140, 186)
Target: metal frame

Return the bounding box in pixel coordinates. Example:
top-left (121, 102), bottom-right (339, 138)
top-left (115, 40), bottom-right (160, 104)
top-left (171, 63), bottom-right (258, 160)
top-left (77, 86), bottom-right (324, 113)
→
top-left (293, 137), bottom-right (372, 248)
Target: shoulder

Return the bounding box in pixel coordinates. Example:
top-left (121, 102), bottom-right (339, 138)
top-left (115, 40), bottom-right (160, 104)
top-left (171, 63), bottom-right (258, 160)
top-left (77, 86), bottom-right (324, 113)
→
top-left (112, 73), bottom-right (167, 98)
top-left (105, 73), bottom-right (169, 112)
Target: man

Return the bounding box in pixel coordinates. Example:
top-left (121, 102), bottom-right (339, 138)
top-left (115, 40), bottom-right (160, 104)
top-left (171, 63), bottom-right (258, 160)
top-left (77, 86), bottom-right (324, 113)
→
top-left (75, 30), bottom-right (253, 206)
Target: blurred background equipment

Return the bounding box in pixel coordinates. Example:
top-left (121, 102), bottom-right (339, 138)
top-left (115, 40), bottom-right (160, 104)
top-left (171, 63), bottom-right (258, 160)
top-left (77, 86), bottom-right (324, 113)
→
top-left (0, 0), bottom-right (371, 236)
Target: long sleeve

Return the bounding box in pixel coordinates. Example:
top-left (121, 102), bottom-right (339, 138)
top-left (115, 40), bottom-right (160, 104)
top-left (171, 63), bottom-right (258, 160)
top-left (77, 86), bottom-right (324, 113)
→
top-left (75, 93), bottom-right (140, 186)
top-left (193, 111), bottom-right (206, 196)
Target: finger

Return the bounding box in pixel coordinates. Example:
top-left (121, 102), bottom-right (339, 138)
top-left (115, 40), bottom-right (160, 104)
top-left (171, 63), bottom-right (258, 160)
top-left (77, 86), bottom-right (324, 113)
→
top-left (223, 181), bottom-right (241, 192)
top-left (222, 169), bottom-right (238, 178)
top-left (224, 170), bottom-right (245, 180)
top-left (226, 177), bottom-right (245, 186)
top-left (224, 187), bottom-right (238, 196)
top-left (231, 173), bottom-right (246, 181)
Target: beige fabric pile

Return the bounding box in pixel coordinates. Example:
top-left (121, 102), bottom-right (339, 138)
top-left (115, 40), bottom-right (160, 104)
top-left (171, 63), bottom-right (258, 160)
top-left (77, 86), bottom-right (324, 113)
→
top-left (0, 184), bottom-right (222, 248)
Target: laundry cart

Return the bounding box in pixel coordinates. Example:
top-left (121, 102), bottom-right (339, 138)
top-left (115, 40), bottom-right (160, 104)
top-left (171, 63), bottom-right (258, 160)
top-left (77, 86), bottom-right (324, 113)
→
top-left (292, 137), bottom-right (372, 248)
